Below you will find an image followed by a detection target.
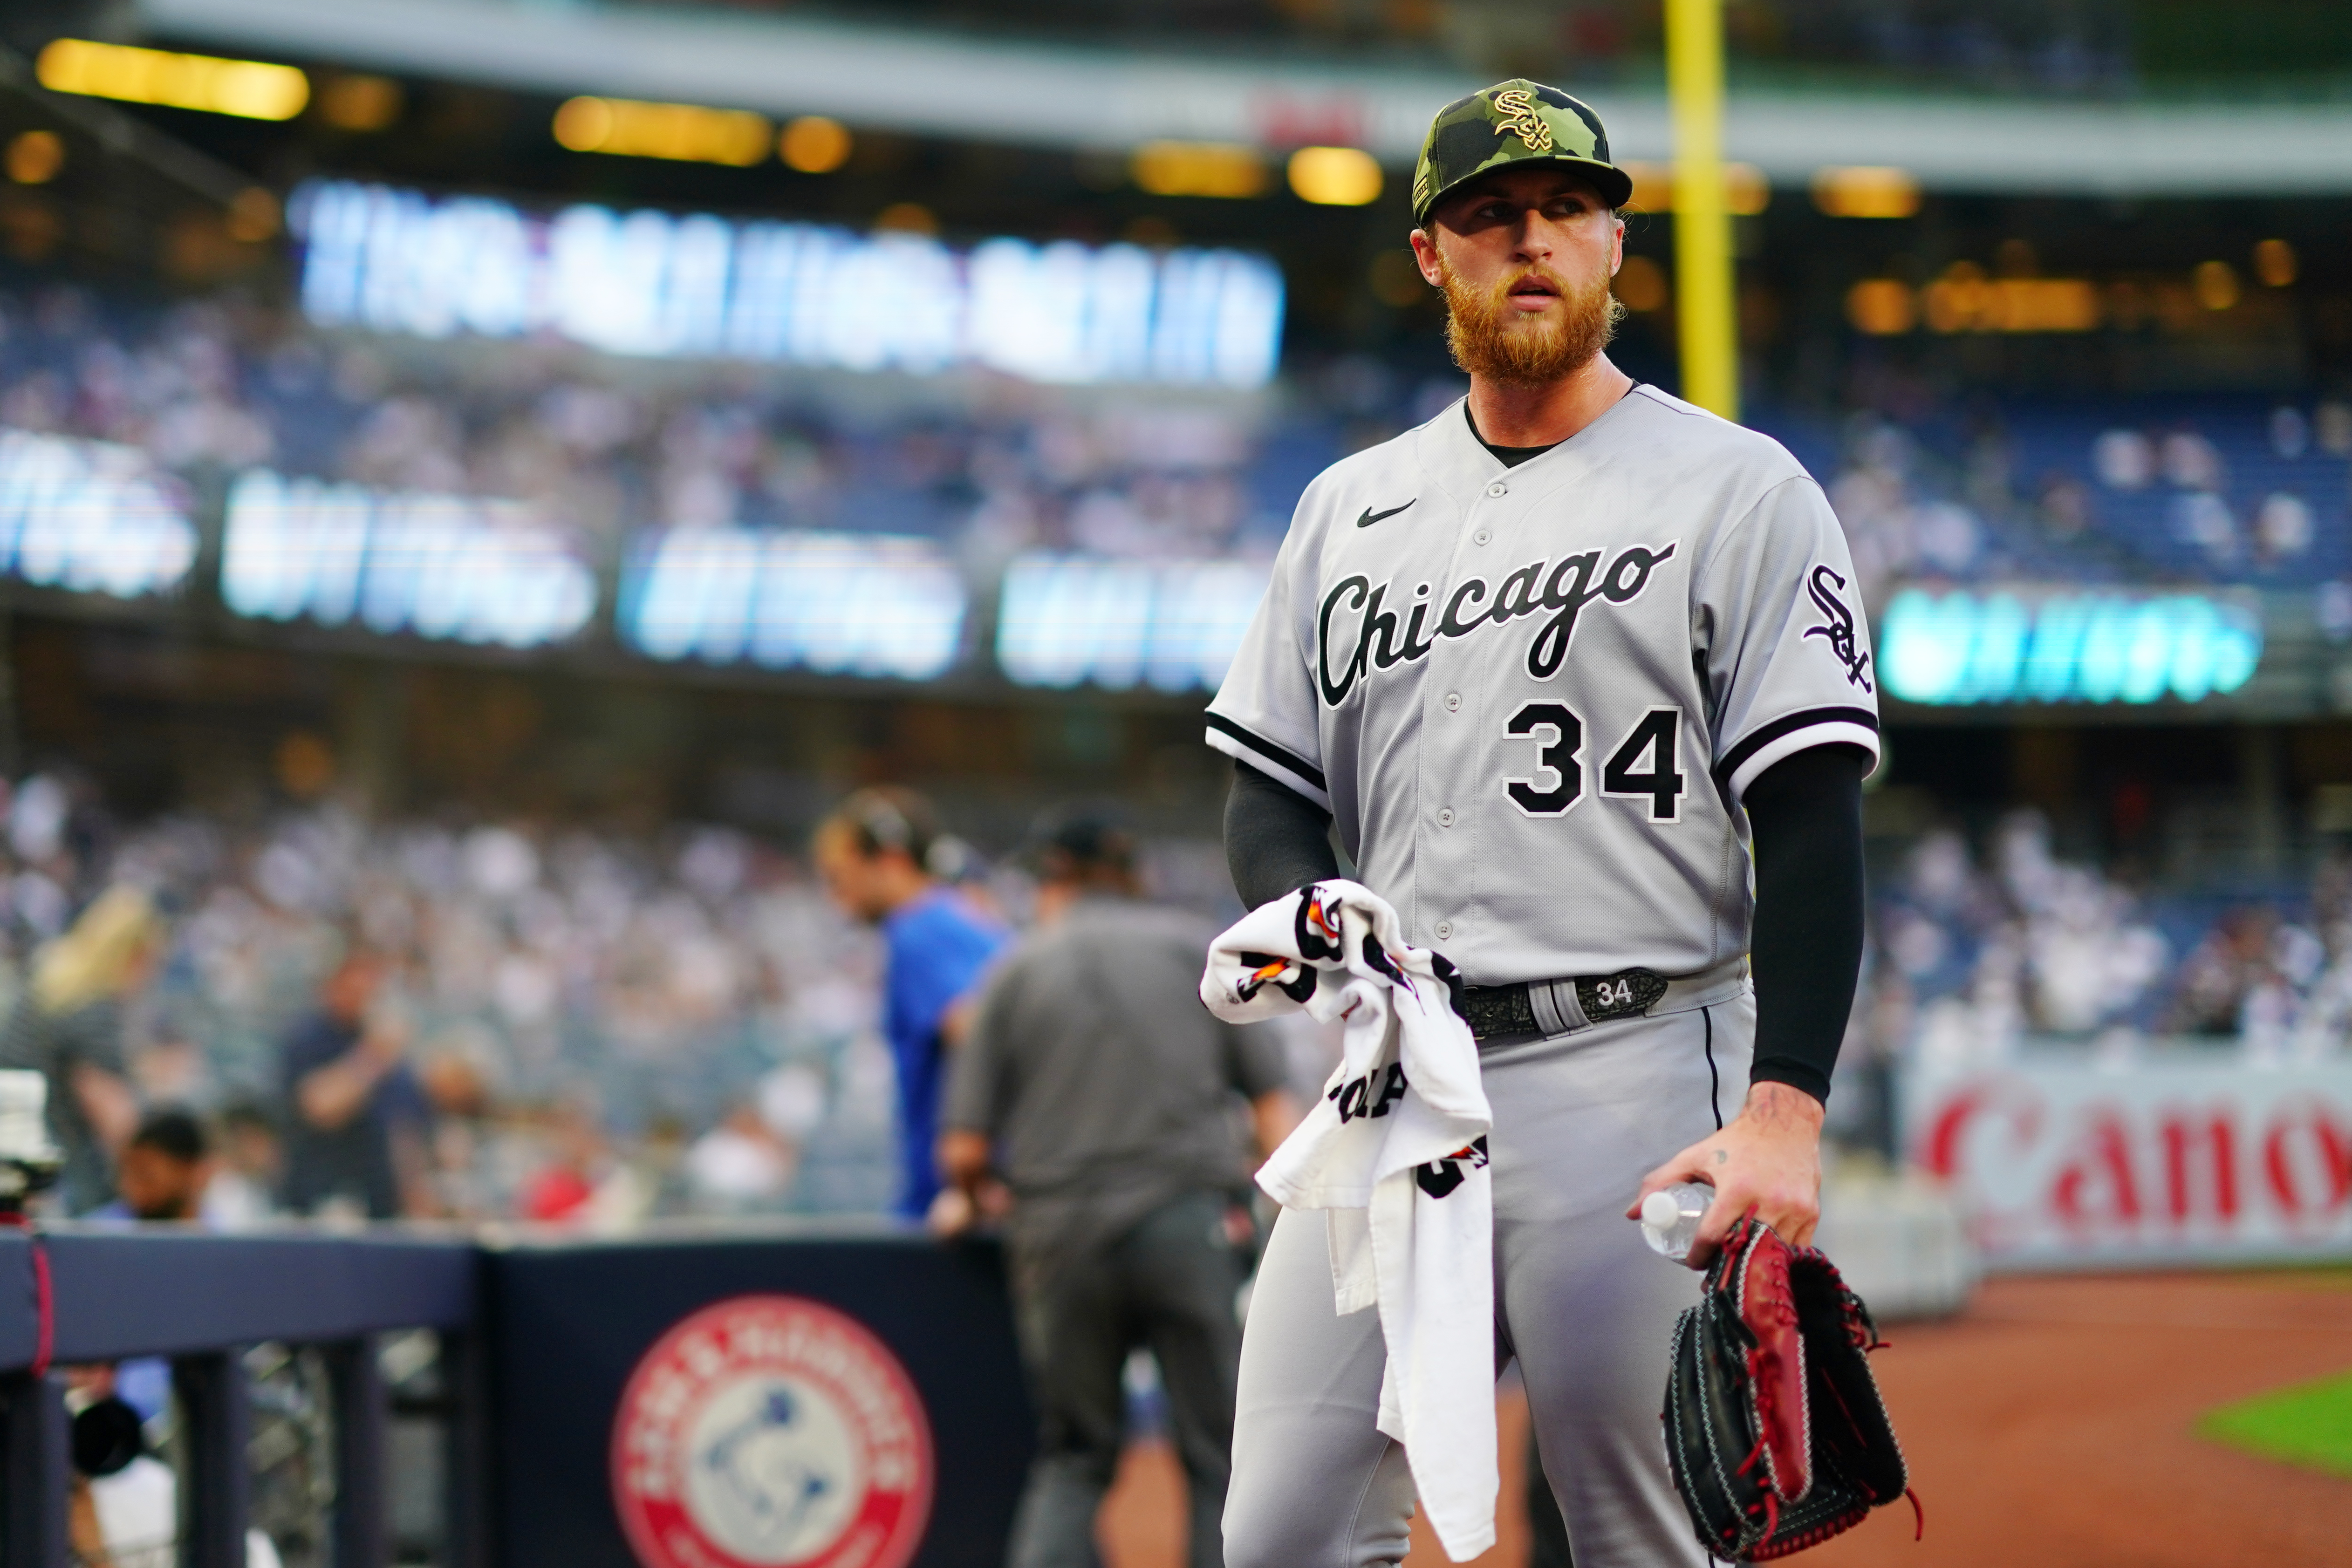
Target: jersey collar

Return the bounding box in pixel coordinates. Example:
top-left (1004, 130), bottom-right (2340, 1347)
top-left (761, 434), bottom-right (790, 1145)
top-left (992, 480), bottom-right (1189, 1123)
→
top-left (1417, 384), bottom-right (1644, 502)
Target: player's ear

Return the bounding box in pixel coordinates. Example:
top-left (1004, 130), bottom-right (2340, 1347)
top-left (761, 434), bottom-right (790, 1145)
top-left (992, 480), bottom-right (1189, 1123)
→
top-left (1409, 226), bottom-right (1443, 287)
top-left (1609, 215), bottom-right (1625, 275)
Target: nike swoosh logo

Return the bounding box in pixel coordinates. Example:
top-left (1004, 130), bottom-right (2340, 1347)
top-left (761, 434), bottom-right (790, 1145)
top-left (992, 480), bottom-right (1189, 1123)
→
top-left (1356, 499), bottom-right (1415, 528)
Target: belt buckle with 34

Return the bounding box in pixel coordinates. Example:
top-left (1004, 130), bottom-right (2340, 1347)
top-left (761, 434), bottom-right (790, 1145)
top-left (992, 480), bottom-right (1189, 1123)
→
top-left (1577, 968), bottom-right (1668, 1023)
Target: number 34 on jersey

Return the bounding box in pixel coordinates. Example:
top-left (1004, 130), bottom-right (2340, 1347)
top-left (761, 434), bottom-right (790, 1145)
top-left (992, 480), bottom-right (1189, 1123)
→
top-left (1503, 703), bottom-right (1684, 822)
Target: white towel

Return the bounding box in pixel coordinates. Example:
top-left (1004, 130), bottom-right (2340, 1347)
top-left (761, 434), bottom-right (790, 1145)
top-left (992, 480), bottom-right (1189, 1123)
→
top-left (1201, 880), bottom-right (1498, 1562)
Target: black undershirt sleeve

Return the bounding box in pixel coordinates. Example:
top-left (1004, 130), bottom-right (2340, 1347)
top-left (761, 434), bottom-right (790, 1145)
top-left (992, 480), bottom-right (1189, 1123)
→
top-left (1741, 743), bottom-right (1871, 1105)
top-left (1224, 760), bottom-right (1341, 909)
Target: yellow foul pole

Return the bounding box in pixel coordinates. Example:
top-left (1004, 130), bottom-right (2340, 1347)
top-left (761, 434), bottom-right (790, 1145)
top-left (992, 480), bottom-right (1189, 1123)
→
top-left (1666, 0), bottom-right (1738, 421)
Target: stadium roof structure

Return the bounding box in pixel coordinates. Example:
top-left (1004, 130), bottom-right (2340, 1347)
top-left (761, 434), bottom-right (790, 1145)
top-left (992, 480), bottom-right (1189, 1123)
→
top-left (134, 0), bottom-right (2352, 198)
top-left (0, 40), bottom-right (279, 280)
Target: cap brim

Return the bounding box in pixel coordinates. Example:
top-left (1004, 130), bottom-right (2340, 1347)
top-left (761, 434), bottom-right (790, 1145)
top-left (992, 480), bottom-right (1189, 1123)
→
top-left (1418, 157), bottom-right (1634, 224)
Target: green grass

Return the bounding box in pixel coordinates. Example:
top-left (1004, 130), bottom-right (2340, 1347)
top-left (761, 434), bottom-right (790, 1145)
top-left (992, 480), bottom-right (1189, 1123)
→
top-left (2201, 1371), bottom-right (2352, 1477)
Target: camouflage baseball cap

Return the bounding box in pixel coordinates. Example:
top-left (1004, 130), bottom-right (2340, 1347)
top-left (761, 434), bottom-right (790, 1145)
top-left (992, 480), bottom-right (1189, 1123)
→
top-left (1412, 79), bottom-right (1632, 226)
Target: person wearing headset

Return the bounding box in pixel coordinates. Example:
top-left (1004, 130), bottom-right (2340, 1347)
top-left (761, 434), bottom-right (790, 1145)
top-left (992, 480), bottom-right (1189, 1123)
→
top-left (814, 786), bottom-right (1006, 1220)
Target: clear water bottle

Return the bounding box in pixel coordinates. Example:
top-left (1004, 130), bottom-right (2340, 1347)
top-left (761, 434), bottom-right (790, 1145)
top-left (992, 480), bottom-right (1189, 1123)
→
top-left (1640, 1182), bottom-right (1714, 1261)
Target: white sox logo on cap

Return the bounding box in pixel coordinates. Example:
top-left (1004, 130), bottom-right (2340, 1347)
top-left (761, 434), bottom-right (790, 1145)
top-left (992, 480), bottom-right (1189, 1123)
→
top-left (611, 1295), bottom-right (934, 1568)
top-left (1489, 88), bottom-right (1554, 152)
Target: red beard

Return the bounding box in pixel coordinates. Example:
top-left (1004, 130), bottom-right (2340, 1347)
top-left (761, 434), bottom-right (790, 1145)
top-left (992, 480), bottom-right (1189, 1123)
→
top-left (1436, 255), bottom-right (1626, 388)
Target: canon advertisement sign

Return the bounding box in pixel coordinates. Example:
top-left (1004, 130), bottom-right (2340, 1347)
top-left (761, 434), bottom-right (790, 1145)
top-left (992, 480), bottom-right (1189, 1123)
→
top-left (1908, 1060), bottom-right (2352, 1265)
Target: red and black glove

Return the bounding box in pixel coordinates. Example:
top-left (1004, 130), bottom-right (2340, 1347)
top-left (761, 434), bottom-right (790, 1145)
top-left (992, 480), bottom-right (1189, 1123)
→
top-left (1662, 1214), bottom-right (1919, 1560)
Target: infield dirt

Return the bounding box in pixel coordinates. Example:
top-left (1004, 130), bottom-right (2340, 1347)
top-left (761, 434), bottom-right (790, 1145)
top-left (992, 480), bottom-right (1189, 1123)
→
top-left (1095, 1270), bottom-right (2352, 1568)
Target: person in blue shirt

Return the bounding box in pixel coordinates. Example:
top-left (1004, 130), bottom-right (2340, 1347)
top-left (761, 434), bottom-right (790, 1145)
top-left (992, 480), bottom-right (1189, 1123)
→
top-left (814, 787), bottom-right (1005, 1220)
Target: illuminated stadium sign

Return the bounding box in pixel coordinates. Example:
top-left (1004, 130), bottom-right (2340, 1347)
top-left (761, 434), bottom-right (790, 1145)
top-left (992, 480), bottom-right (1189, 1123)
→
top-left (1880, 586), bottom-right (2262, 706)
top-left (996, 554), bottom-right (1268, 692)
top-left (0, 429), bottom-right (197, 599)
top-left (623, 528), bottom-right (967, 681)
top-left (222, 470), bottom-right (598, 648)
top-left (291, 180), bottom-right (1286, 389)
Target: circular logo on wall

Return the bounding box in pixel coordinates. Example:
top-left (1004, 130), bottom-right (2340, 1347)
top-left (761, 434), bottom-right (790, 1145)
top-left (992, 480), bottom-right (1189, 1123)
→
top-left (612, 1295), bottom-right (934, 1568)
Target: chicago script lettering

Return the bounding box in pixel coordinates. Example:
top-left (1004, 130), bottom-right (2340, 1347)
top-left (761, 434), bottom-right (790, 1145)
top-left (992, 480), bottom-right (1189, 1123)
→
top-left (1318, 575), bottom-right (1370, 704)
top-left (1438, 578), bottom-right (1490, 637)
top-left (1490, 561), bottom-right (1546, 623)
top-left (1316, 541), bottom-right (1678, 702)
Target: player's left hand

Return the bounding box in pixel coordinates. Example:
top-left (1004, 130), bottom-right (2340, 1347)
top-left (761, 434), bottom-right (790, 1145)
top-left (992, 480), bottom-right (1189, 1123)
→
top-left (1627, 1081), bottom-right (1824, 1268)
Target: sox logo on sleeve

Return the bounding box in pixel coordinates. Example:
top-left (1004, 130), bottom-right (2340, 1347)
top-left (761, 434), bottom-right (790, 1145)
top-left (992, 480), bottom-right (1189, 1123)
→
top-left (1205, 384), bottom-right (1881, 989)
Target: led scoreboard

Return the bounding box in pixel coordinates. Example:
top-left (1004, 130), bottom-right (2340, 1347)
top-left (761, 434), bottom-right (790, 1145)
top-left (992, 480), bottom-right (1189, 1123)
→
top-left (292, 181), bottom-right (1287, 389)
top-left (0, 430), bottom-right (196, 599)
top-left (1879, 586), bottom-right (2263, 706)
top-left (223, 470), bottom-right (598, 648)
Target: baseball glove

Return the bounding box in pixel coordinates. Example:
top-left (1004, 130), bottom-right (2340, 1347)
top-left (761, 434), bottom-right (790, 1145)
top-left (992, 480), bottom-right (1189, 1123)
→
top-left (1662, 1215), bottom-right (1919, 1561)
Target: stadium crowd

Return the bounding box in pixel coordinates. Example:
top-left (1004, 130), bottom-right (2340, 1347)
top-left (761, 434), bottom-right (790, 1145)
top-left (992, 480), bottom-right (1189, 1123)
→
top-left (0, 284), bottom-right (1310, 576)
top-left (1795, 400), bottom-right (2352, 607)
top-left (0, 768), bottom-right (913, 1224)
top-left (0, 757), bottom-right (2334, 1226)
top-left (4, 282), bottom-right (2350, 610)
top-left (1858, 807), bottom-right (2352, 1075)
top-left (1, 282), bottom-right (2347, 1209)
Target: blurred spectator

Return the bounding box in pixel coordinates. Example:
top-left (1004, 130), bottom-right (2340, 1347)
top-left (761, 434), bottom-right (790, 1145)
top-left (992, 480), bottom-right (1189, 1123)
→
top-left (522, 1158), bottom-right (594, 1222)
top-left (814, 788), bottom-right (1004, 1220)
top-left (203, 1100), bottom-right (281, 1229)
top-left (127, 1016), bottom-right (212, 1108)
top-left (280, 947), bottom-right (433, 1220)
top-left (0, 886), bottom-right (162, 1213)
top-left (2163, 906), bottom-right (2322, 1043)
top-left (520, 1100), bottom-right (609, 1223)
top-left (90, 1108), bottom-right (213, 1433)
top-left (2166, 907), bottom-right (2277, 1036)
top-left (418, 1044), bottom-right (497, 1218)
top-left (683, 1104), bottom-right (793, 1211)
top-left (938, 806), bottom-right (1294, 1568)
top-left (103, 1108), bottom-right (211, 1223)
top-left (2037, 474), bottom-right (2092, 542)
top-left (417, 1049), bottom-right (491, 1120)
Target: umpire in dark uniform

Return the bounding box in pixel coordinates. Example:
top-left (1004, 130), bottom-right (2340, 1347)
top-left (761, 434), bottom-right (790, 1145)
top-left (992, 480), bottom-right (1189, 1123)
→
top-left (937, 808), bottom-right (1295, 1568)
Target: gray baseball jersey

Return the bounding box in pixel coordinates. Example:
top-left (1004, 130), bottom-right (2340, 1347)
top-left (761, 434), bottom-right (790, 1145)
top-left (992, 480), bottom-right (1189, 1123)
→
top-left (1205, 386), bottom-right (1879, 986)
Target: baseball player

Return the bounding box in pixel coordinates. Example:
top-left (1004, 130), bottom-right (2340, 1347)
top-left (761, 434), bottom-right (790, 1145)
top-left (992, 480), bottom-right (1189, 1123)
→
top-left (1205, 81), bottom-right (1876, 1567)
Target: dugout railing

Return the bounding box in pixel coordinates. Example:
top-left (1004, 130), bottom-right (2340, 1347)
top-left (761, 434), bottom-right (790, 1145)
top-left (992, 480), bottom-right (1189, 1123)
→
top-left (0, 1227), bottom-right (484, 1568)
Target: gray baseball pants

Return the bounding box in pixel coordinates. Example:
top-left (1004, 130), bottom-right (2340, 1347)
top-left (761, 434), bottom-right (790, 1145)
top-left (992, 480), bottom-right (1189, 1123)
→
top-left (1223, 995), bottom-right (1752, 1568)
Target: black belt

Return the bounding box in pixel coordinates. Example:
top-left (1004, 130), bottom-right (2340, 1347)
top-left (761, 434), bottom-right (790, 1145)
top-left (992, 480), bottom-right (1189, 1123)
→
top-left (1460, 968), bottom-right (1670, 1042)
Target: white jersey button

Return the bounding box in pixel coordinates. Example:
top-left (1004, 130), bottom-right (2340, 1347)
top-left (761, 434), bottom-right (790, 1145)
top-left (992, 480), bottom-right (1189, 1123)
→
top-left (1434, 920), bottom-right (1454, 940)
top-left (1443, 692), bottom-right (1462, 712)
top-left (1472, 528), bottom-right (1491, 545)
top-left (1485, 480), bottom-right (1508, 497)
top-left (1438, 807), bottom-right (1456, 827)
